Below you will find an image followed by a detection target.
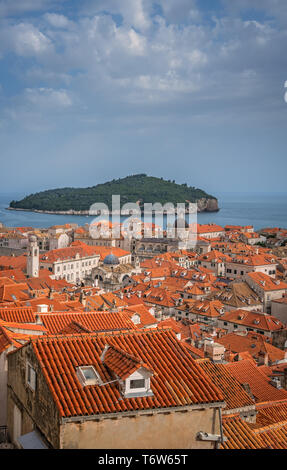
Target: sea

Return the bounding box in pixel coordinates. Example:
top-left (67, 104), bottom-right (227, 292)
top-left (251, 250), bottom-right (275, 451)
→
top-left (0, 191), bottom-right (286, 232)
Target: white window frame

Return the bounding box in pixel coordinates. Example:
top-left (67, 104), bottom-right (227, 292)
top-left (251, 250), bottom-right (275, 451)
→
top-left (26, 362), bottom-right (36, 391)
top-left (76, 366), bottom-right (102, 386)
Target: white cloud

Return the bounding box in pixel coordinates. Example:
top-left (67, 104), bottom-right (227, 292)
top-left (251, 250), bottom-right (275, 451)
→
top-left (0, 2), bottom-right (286, 130)
top-left (24, 87), bottom-right (73, 108)
top-left (1, 22), bottom-right (52, 56)
top-left (82, 0), bottom-right (151, 31)
top-left (43, 13), bottom-right (72, 28)
top-left (115, 27), bottom-right (146, 55)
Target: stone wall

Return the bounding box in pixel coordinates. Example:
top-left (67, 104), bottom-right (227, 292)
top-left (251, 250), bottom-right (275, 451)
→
top-left (6, 343), bottom-right (60, 448)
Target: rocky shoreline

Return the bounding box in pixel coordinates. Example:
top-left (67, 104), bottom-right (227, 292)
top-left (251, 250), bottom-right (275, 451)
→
top-left (7, 198), bottom-right (219, 216)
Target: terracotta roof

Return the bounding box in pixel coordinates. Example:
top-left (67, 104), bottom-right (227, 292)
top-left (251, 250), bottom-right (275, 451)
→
top-left (246, 272), bottom-right (287, 291)
top-left (102, 343), bottom-right (152, 380)
top-left (207, 281), bottom-right (262, 309)
top-left (38, 311), bottom-right (136, 335)
top-left (217, 332), bottom-right (286, 364)
top-left (100, 293), bottom-right (128, 308)
top-left (198, 360), bottom-right (254, 411)
top-left (0, 282), bottom-right (30, 302)
top-left (225, 360), bottom-right (287, 403)
top-left (0, 320), bottom-right (47, 333)
top-left (198, 250), bottom-right (232, 264)
top-left (0, 325), bottom-right (32, 353)
top-left (58, 321), bottom-right (93, 335)
top-left (0, 306), bottom-right (35, 323)
top-left (254, 421), bottom-right (287, 449)
top-left (0, 269), bottom-right (26, 282)
top-left (179, 299), bottom-right (224, 318)
top-left (220, 309), bottom-right (285, 332)
top-left (123, 304), bottom-right (157, 328)
top-left (221, 416), bottom-right (264, 449)
top-left (195, 224), bottom-right (224, 234)
top-left (250, 400), bottom-right (287, 429)
top-left (181, 342), bottom-right (205, 359)
top-left (0, 255), bottom-right (27, 270)
top-left (71, 241), bottom-right (130, 261)
top-left (26, 329), bottom-right (224, 417)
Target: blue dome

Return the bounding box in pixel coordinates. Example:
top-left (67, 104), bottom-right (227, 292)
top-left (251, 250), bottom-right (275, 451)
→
top-left (104, 253), bottom-right (120, 265)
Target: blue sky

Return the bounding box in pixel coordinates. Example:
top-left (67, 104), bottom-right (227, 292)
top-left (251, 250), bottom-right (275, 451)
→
top-left (0, 0), bottom-right (287, 196)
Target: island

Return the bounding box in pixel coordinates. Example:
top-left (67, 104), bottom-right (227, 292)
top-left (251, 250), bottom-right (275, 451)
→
top-left (8, 174), bottom-right (219, 214)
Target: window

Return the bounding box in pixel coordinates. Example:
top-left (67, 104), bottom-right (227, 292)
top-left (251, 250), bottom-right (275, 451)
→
top-left (76, 366), bottom-right (102, 386)
top-left (26, 363), bottom-right (36, 391)
top-left (130, 379), bottom-right (145, 389)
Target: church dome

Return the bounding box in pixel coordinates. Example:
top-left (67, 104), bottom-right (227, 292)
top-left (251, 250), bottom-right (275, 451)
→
top-left (103, 253), bottom-right (120, 265)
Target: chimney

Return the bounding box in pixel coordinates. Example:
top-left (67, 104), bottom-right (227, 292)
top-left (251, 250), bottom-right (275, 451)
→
top-left (80, 292), bottom-right (86, 307)
top-left (242, 383), bottom-right (255, 400)
top-left (35, 314), bottom-right (43, 325)
top-left (258, 350), bottom-right (269, 366)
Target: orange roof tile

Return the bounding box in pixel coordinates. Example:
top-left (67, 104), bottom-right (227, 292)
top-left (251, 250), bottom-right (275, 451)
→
top-left (102, 343), bottom-right (152, 380)
top-left (39, 311), bottom-right (136, 335)
top-left (250, 400), bottom-right (287, 429)
top-left (254, 421), bottom-right (287, 449)
top-left (23, 329), bottom-right (225, 417)
top-left (225, 360), bottom-right (287, 403)
top-left (220, 309), bottom-right (285, 332)
top-left (217, 332), bottom-right (286, 364)
top-left (198, 360), bottom-right (255, 411)
top-left (246, 272), bottom-right (287, 291)
top-left (0, 306), bottom-right (35, 323)
top-left (222, 416), bottom-right (264, 449)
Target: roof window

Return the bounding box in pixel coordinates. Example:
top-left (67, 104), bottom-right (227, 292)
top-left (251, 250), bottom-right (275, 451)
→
top-left (76, 366), bottom-right (102, 386)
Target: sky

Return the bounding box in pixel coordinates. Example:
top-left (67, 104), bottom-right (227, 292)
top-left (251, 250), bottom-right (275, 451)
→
top-left (0, 0), bottom-right (287, 197)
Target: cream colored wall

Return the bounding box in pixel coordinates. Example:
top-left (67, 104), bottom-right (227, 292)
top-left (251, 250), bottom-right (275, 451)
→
top-left (271, 301), bottom-right (287, 325)
top-left (60, 407), bottom-right (221, 449)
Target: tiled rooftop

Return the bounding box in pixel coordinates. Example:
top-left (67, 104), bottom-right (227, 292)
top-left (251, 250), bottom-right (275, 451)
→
top-left (225, 360), bottom-right (287, 403)
top-left (198, 360), bottom-right (255, 411)
top-left (26, 329), bottom-right (224, 417)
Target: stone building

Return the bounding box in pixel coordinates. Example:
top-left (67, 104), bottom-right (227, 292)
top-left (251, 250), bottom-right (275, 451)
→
top-left (26, 236), bottom-right (39, 278)
top-left (6, 329), bottom-right (225, 449)
top-left (92, 254), bottom-right (141, 291)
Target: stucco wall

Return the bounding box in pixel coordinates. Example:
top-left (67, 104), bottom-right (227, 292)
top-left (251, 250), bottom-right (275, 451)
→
top-left (60, 407), bottom-right (221, 449)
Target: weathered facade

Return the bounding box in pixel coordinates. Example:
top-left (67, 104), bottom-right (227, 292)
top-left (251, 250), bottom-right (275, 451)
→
top-left (7, 330), bottom-right (225, 449)
top-left (7, 343), bottom-right (60, 448)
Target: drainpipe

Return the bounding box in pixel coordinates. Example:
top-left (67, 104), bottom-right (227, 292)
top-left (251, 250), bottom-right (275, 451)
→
top-left (216, 407), bottom-right (224, 449)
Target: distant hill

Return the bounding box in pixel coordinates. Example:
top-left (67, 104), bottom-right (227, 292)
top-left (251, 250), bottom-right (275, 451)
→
top-left (9, 174), bottom-right (219, 213)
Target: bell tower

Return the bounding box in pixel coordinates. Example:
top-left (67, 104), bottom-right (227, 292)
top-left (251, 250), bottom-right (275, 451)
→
top-left (27, 235), bottom-right (39, 278)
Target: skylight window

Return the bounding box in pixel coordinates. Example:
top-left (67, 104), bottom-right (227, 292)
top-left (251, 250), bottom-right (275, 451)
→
top-left (76, 366), bottom-right (102, 386)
